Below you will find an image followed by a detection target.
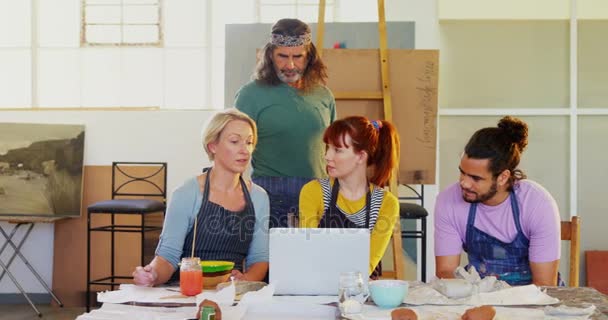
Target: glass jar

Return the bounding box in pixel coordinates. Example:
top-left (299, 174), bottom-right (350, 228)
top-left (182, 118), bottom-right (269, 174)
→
top-left (180, 257), bottom-right (203, 296)
top-left (338, 271), bottom-right (369, 317)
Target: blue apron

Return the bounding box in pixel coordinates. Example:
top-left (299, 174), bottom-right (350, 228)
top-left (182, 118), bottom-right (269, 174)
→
top-left (172, 168), bottom-right (255, 281)
top-left (463, 192), bottom-right (533, 285)
top-left (253, 176), bottom-right (312, 229)
top-left (318, 179), bottom-right (381, 278)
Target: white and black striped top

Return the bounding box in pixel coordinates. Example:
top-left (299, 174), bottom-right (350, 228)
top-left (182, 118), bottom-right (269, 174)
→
top-left (318, 178), bottom-right (384, 230)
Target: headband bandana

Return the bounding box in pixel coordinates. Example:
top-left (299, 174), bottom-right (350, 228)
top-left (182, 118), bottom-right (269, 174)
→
top-left (270, 33), bottom-right (312, 47)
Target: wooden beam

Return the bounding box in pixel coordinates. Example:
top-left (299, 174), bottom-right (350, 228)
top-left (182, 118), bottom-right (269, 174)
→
top-left (316, 0), bottom-right (326, 56)
top-left (377, 0), bottom-right (405, 281)
top-left (333, 91), bottom-right (383, 100)
top-left (377, 0), bottom-right (393, 122)
top-left (570, 216), bottom-right (580, 287)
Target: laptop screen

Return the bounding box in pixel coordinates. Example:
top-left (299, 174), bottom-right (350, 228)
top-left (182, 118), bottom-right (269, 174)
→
top-left (269, 228), bottom-right (370, 295)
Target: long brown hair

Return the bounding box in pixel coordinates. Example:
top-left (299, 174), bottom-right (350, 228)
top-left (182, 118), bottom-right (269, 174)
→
top-left (254, 18), bottom-right (327, 92)
top-left (323, 116), bottom-right (400, 187)
top-left (464, 116), bottom-right (528, 190)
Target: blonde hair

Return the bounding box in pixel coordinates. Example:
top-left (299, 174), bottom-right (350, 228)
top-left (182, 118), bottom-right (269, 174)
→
top-left (203, 108), bottom-right (257, 161)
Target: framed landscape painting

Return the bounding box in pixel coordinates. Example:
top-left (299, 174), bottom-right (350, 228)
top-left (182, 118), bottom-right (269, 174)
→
top-left (0, 123), bottom-right (85, 217)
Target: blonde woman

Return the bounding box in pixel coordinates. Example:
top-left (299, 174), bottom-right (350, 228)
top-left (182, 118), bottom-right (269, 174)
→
top-left (133, 109), bottom-right (269, 286)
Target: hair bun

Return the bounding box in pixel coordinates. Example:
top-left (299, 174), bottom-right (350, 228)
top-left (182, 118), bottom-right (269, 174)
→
top-left (498, 116), bottom-right (528, 152)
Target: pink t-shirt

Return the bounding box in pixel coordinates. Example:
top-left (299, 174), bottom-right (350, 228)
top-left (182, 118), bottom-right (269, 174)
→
top-left (434, 180), bottom-right (561, 263)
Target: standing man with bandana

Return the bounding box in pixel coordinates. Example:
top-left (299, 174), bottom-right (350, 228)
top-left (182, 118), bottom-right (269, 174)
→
top-left (235, 18), bottom-right (336, 229)
top-left (434, 116), bottom-right (561, 286)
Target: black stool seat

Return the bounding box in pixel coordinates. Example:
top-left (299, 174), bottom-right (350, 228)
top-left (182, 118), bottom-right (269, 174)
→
top-left (87, 162), bottom-right (167, 311)
top-left (399, 202), bottom-right (428, 282)
top-left (88, 199), bottom-right (165, 213)
top-left (400, 202), bottom-right (429, 219)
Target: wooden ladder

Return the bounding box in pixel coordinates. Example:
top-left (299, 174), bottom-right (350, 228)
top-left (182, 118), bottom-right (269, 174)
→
top-left (315, 0), bottom-right (406, 280)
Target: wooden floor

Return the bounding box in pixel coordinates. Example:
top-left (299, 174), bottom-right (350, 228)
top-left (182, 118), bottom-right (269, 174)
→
top-left (0, 305), bottom-right (85, 320)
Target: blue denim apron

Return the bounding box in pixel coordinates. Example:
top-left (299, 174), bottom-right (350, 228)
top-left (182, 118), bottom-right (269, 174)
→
top-left (253, 176), bottom-right (312, 229)
top-left (463, 192), bottom-right (533, 285)
top-left (174, 168), bottom-right (255, 281)
top-left (317, 179), bottom-right (382, 278)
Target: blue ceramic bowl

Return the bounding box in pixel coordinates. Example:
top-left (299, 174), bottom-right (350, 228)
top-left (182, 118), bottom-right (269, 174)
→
top-left (369, 280), bottom-right (409, 309)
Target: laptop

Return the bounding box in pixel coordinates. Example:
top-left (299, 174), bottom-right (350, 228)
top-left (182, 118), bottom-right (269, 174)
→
top-left (269, 228), bottom-right (370, 295)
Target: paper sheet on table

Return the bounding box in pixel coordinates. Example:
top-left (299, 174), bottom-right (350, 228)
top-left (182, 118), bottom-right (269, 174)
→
top-left (273, 295), bottom-right (338, 305)
top-left (75, 303), bottom-right (197, 320)
top-left (360, 304), bottom-right (593, 320)
top-left (196, 280), bottom-right (236, 306)
top-left (238, 283), bottom-right (274, 305)
top-left (235, 284), bottom-right (338, 320)
top-left (97, 285), bottom-right (195, 304)
top-left (75, 302), bottom-right (595, 320)
top-left (74, 304), bottom-right (245, 320)
top-left (242, 301), bottom-right (338, 320)
top-left (404, 284), bottom-right (559, 306)
top-left (197, 282), bottom-right (306, 319)
top-left (404, 285), bottom-right (460, 305)
top-left (469, 284), bottom-right (560, 306)
top-left (75, 301), bottom-right (337, 320)
top-left (544, 305), bottom-right (597, 317)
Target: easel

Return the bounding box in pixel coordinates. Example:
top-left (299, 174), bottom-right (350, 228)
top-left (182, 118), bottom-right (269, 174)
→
top-left (0, 216), bottom-right (64, 316)
top-left (315, 0), bottom-right (406, 280)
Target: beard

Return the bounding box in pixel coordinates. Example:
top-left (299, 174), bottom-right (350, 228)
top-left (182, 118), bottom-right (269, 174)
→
top-left (462, 180), bottom-right (498, 204)
top-left (276, 67), bottom-right (303, 83)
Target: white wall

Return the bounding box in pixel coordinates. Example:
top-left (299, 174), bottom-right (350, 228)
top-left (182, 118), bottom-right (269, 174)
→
top-left (0, 110), bottom-right (215, 293)
top-left (387, 0), bottom-right (440, 280)
top-left (387, 0), bottom-right (440, 49)
top-left (0, 0), bottom-right (442, 294)
top-left (0, 223), bottom-right (53, 294)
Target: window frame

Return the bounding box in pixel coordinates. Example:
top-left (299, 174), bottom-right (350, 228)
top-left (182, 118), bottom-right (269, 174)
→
top-left (80, 0), bottom-right (164, 47)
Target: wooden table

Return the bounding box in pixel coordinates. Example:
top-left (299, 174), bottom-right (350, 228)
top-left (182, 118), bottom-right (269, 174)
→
top-left (544, 286), bottom-right (608, 319)
top-left (79, 286), bottom-right (608, 320)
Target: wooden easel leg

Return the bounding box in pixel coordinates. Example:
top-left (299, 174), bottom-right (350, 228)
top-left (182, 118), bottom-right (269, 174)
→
top-left (392, 219), bottom-right (405, 280)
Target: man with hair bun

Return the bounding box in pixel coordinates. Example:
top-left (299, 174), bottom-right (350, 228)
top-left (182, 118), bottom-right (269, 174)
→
top-left (434, 116), bottom-right (561, 286)
top-left (235, 18), bottom-right (336, 229)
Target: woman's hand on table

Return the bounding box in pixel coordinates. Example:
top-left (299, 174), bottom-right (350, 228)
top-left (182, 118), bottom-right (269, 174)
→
top-left (196, 299), bottom-right (222, 320)
top-left (132, 265), bottom-right (158, 287)
top-left (230, 269), bottom-right (247, 281)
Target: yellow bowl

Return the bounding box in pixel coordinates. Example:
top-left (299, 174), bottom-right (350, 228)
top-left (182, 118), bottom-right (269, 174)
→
top-left (200, 261), bottom-right (234, 289)
top-left (200, 260), bottom-right (234, 273)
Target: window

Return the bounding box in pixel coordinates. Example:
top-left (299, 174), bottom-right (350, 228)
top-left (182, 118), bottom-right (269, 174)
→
top-left (258, 0), bottom-right (336, 23)
top-left (3, 0), bottom-right (341, 109)
top-left (82, 0), bottom-right (162, 46)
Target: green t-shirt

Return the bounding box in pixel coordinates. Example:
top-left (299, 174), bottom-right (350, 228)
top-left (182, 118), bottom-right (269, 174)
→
top-left (235, 81), bottom-right (336, 179)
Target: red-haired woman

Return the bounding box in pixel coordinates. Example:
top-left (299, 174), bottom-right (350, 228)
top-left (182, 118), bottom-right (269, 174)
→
top-left (299, 116), bottom-right (400, 276)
